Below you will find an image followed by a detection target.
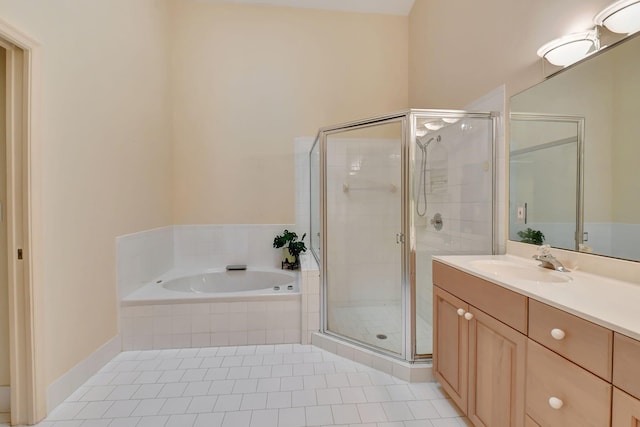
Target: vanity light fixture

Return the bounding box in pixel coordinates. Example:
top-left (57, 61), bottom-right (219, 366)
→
top-left (537, 30), bottom-right (599, 67)
top-left (595, 0), bottom-right (640, 34)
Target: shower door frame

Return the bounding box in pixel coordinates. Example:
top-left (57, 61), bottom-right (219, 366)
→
top-left (316, 109), bottom-right (499, 363)
top-left (319, 113), bottom-right (411, 360)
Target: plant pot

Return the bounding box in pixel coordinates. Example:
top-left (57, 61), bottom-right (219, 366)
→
top-left (282, 248), bottom-right (296, 264)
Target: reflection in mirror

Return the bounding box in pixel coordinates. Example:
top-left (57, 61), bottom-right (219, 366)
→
top-left (510, 115), bottom-right (583, 252)
top-left (510, 33), bottom-right (640, 262)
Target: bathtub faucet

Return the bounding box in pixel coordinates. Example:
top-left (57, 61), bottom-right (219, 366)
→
top-left (226, 264), bottom-right (247, 271)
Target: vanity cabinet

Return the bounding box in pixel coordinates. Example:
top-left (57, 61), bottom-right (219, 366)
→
top-left (433, 262), bottom-right (527, 427)
top-left (433, 258), bottom-right (640, 427)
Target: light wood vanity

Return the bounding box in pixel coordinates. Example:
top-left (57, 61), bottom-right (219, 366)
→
top-left (433, 257), bottom-right (640, 427)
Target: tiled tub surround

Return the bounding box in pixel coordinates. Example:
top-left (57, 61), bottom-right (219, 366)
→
top-left (117, 225), bottom-right (322, 351)
top-left (121, 298), bottom-right (302, 351)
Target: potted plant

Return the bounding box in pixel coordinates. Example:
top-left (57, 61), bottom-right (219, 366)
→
top-left (273, 229), bottom-right (307, 269)
top-left (517, 227), bottom-right (545, 245)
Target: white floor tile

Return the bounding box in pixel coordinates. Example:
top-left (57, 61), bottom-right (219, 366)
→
top-left (136, 415), bottom-right (169, 427)
top-left (278, 407), bottom-right (305, 427)
top-left (193, 412), bottom-right (224, 427)
top-left (291, 390), bottom-right (317, 408)
top-left (102, 400), bottom-right (139, 418)
top-left (240, 393), bottom-right (268, 411)
top-left (158, 397), bottom-right (192, 415)
top-left (250, 409), bottom-right (278, 427)
top-left (186, 395), bottom-right (217, 413)
top-left (213, 394), bottom-right (242, 412)
top-left (316, 388), bottom-right (342, 405)
top-left (305, 405), bottom-right (333, 426)
top-left (74, 401), bottom-right (113, 419)
top-left (165, 413), bottom-right (197, 427)
top-left (330, 404), bottom-right (361, 424)
top-left (266, 391), bottom-right (292, 409)
top-left (221, 410), bottom-right (252, 427)
top-left (28, 343), bottom-right (463, 427)
top-left (356, 402), bottom-right (387, 423)
top-left (131, 398), bottom-right (166, 417)
top-left (382, 401), bottom-right (414, 421)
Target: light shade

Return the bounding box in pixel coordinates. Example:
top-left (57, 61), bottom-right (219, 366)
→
top-left (537, 31), bottom-right (598, 67)
top-left (595, 0), bottom-right (640, 34)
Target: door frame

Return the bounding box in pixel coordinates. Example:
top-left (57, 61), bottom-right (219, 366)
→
top-left (0, 18), bottom-right (45, 425)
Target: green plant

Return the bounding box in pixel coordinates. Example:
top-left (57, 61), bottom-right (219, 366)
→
top-left (273, 229), bottom-right (307, 260)
top-left (517, 228), bottom-right (545, 245)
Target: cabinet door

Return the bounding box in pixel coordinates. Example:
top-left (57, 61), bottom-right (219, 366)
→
top-left (433, 286), bottom-right (469, 413)
top-left (468, 307), bottom-right (526, 427)
top-left (613, 387), bottom-right (640, 427)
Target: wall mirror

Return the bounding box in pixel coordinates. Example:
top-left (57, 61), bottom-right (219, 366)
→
top-left (509, 32), bottom-right (640, 262)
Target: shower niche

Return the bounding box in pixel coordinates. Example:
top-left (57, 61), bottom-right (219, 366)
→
top-left (310, 110), bottom-right (497, 362)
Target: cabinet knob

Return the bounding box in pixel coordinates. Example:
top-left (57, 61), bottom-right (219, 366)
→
top-left (548, 397), bottom-right (564, 409)
top-left (550, 328), bottom-right (566, 340)
top-left (457, 308), bottom-right (465, 316)
top-left (464, 312), bottom-right (474, 321)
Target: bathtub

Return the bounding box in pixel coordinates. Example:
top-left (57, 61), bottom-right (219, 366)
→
top-left (120, 267), bottom-right (301, 350)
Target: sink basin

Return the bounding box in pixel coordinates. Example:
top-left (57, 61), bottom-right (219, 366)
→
top-left (469, 259), bottom-right (572, 283)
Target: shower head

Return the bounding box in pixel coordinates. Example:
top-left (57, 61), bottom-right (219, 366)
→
top-left (416, 134), bottom-right (441, 150)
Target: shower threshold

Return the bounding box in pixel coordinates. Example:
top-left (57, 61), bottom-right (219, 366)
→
top-left (311, 332), bottom-right (433, 383)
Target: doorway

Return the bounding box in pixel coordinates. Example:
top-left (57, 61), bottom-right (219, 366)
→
top-left (0, 20), bottom-right (45, 425)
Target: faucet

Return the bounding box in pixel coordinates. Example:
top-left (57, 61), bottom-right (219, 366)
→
top-left (532, 245), bottom-right (570, 272)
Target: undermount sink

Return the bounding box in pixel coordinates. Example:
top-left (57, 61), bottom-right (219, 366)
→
top-left (469, 259), bottom-right (572, 283)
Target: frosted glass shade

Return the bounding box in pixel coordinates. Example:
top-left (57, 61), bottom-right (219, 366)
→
top-left (595, 0), bottom-right (640, 34)
top-left (537, 31), bottom-right (597, 67)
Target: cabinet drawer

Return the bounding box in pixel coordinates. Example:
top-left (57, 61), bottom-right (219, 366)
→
top-left (526, 340), bottom-right (611, 427)
top-left (529, 299), bottom-right (612, 380)
top-left (613, 333), bottom-right (640, 400)
top-left (433, 261), bottom-right (528, 333)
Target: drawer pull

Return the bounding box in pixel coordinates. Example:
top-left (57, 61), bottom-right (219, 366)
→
top-left (548, 397), bottom-right (564, 409)
top-left (550, 328), bottom-right (566, 340)
top-left (464, 312), bottom-right (474, 321)
top-left (457, 308), bottom-right (465, 316)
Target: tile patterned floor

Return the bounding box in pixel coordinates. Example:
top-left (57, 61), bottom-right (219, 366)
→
top-left (2, 344), bottom-right (470, 427)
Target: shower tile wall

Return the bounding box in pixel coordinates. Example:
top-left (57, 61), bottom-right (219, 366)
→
top-left (326, 138), bottom-right (402, 306)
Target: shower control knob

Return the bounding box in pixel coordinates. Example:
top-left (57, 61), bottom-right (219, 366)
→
top-left (464, 312), bottom-right (474, 321)
top-left (457, 308), bottom-right (465, 316)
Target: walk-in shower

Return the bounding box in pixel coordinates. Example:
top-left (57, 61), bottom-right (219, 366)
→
top-left (309, 109), bottom-right (497, 362)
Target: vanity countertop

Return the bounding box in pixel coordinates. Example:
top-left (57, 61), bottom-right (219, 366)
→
top-left (433, 254), bottom-right (640, 341)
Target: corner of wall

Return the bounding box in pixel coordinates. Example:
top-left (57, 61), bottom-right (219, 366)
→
top-left (46, 334), bottom-right (121, 414)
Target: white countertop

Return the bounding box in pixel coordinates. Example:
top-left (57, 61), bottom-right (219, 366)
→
top-left (433, 254), bottom-right (640, 341)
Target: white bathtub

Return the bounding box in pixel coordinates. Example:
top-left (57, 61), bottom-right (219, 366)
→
top-left (120, 267), bottom-right (301, 350)
top-left (122, 267), bottom-right (299, 304)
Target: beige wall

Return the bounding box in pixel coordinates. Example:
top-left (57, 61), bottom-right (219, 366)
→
top-left (170, 2), bottom-right (408, 224)
top-left (0, 0), bottom-right (173, 386)
top-left (612, 40), bottom-right (640, 223)
top-left (0, 47), bottom-right (8, 387)
top-left (408, 0), bottom-right (613, 108)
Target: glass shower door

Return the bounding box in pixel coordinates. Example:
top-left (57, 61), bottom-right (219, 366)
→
top-left (323, 120), bottom-right (404, 355)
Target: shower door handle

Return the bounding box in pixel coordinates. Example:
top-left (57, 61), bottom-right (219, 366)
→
top-left (396, 233), bottom-right (405, 244)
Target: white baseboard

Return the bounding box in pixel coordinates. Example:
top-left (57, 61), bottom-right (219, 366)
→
top-left (47, 334), bottom-right (121, 413)
top-left (0, 385), bottom-right (9, 413)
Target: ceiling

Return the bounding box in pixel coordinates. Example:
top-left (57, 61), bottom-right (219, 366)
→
top-left (195, 0), bottom-right (416, 16)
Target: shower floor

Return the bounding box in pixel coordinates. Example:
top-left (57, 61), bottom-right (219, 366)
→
top-left (328, 303), bottom-right (433, 356)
